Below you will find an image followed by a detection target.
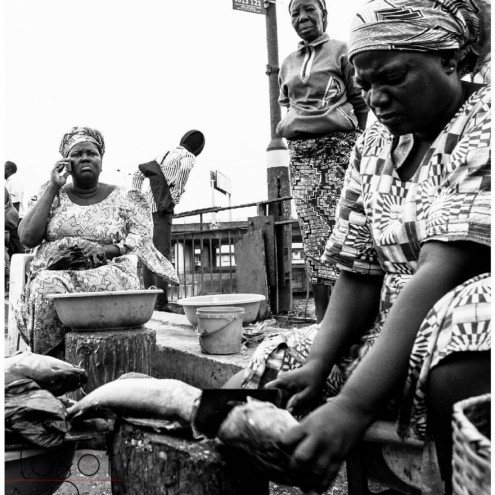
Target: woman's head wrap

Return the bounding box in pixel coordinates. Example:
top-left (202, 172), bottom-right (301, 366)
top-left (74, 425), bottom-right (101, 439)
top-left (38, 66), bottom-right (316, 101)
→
top-left (288, 0), bottom-right (328, 31)
top-left (59, 126), bottom-right (105, 158)
top-left (348, 0), bottom-right (485, 76)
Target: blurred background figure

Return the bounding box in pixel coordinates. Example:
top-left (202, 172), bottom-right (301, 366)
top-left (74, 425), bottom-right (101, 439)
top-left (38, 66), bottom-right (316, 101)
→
top-left (5, 161), bottom-right (26, 218)
top-left (276, 0), bottom-right (368, 322)
top-left (4, 161), bottom-right (26, 255)
top-left (132, 130), bottom-right (205, 312)
top-left (5, 187), bottom-right (20, 292)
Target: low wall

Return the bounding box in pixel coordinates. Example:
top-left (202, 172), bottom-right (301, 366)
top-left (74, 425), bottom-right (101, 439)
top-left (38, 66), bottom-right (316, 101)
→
top-left (145, 312), bottom-right (261, 388)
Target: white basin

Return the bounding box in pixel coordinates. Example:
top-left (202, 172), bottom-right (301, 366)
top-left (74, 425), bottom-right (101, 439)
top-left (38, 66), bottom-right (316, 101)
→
top-left (177, 293), bottom-right (266, 326)
top-left (47, 289), bottom-right (162, 331)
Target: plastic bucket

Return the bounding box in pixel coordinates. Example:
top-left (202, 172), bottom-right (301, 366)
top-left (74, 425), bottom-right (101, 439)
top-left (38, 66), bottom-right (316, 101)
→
top-left (197, 306), bottom-right (245, 355)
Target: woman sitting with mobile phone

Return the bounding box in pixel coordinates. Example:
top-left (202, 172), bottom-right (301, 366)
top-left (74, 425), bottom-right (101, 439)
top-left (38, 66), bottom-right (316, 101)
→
top-left (16, 126), bottom-right (180, 358)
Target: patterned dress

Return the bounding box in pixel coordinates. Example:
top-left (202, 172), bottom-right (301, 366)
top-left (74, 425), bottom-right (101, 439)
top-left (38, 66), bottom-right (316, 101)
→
top-left (242, 85), bottom-right (491, 440)
top-left (15, 185), bottom-right (179, 356)
top-left (288, 132), bottom-right (360, 285)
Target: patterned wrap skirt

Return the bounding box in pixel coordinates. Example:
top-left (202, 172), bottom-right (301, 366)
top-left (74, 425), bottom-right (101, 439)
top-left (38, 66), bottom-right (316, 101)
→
top-left (16, 257), bottom-right (141, 357)
top-left (241, 273), bottom-right (491, 441)
top-left (288, 132), bottom-right (360, 285)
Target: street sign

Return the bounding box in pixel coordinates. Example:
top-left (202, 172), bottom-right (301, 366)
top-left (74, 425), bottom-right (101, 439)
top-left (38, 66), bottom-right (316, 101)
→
top-left (211, 170), bottom-right (232, 195)
top-left (232, 0), bottom-right (267, 15)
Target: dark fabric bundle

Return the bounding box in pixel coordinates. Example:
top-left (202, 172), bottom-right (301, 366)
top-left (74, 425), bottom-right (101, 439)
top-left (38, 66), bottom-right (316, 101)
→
top-left (5, 379), bottom-right (70, 448)
top-left (46, 245), bottom-right (107, 271)
top-left (5, 352), bottom-right (88, 447)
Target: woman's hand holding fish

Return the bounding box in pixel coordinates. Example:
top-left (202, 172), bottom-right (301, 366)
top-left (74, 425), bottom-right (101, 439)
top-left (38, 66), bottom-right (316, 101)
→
top-left (278, 396), bottom-right (371, 494)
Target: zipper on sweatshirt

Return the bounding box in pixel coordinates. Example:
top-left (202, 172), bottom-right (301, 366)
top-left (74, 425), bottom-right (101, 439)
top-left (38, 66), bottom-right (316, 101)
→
top-left (299, 46), bottom-right (315, 84)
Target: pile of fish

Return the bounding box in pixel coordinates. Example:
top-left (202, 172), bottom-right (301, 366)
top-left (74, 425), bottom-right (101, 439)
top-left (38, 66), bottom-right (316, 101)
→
top-left (5, 351), bottom-right (87, 448)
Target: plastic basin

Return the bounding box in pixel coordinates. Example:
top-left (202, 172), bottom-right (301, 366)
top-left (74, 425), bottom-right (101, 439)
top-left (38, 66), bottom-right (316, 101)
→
top-left (46, 289), bottom-right (162, 331)
top-left (177, 293), bottom-right (265, 326)
top-left (5, 441), bottom-right (77, 495)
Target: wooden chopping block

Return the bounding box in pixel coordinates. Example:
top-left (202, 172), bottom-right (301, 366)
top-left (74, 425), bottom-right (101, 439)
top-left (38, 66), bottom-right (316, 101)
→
top-left (110, 420), bottom-right (269, 495)
top-left (65, 327), bottom-right (156, 401)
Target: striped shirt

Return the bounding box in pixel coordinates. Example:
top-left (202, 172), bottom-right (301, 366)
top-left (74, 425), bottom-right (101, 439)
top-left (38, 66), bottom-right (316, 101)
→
top-left (132, 145), bottom-right (196, 212)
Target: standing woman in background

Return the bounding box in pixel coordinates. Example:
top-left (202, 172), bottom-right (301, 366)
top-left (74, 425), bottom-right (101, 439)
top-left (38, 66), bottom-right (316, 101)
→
top-left (277, 0), bottom-right (368, 322)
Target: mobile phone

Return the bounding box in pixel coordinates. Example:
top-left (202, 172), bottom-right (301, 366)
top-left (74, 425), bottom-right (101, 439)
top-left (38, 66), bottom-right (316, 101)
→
top-left (66, 160), bottom-right (72, 173)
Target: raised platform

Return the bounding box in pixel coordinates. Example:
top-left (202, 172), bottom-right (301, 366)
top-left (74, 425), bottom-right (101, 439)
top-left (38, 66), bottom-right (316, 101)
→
top-left (146, 311), bottom-right (286, 388)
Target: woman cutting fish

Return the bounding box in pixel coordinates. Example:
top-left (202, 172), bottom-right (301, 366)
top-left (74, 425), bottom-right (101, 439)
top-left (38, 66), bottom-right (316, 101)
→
top-left (225, 0), bottom-right (491, 492)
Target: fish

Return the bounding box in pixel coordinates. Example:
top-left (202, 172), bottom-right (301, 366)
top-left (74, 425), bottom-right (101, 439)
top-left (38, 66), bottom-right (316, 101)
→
top-left (5, 351), bottom-right (87, 396)
top-left (67, 377), bottom-right (202, 426)
top-left (217, 398), bottom-right (300, 485)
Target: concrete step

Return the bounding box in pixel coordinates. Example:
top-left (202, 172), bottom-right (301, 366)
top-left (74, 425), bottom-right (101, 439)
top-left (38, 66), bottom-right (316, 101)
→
top-left (147, 310), bottom-right (286, 388)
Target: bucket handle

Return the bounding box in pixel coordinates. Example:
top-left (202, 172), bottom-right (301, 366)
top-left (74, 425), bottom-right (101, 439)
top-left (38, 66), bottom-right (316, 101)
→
top-left (198, 321), bottom-right (238, 338)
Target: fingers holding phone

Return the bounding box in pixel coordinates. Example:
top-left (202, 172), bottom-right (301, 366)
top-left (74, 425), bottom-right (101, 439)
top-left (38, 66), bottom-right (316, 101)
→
top-left (52, 159), bottom-right (72, 188)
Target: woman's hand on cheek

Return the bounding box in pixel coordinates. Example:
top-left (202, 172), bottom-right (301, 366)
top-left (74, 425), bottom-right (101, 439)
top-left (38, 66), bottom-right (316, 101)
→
top-left (279, 397), bottom-right (371, 494)
top-left (51, 160), bottom-right (71, 189)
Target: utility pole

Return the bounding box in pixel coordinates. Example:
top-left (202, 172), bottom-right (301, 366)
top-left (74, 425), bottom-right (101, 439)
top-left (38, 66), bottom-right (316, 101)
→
top-left (264, 0), bottom-right (292, 313)
top-left (265, 0), bottom-right (290, 218)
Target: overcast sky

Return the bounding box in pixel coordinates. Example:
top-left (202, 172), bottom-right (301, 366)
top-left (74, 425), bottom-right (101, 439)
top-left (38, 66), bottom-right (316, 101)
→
top-left (3, 0), bottom-right (364, 222)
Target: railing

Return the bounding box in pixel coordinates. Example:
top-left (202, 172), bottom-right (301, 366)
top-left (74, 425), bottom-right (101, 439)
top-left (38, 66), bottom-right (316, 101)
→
top-left (168, 197), bottom-right (299, 304)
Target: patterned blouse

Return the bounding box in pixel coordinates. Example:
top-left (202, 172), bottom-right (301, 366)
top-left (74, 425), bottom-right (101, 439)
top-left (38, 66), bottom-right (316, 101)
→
top-left (29, 184), bottom-right (179, 285)
top-left (322, 85), bottom-right (491, 315)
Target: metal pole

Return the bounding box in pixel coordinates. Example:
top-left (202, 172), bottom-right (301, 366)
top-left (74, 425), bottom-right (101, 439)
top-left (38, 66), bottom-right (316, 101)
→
top-left (265, 0), bottom-right (292, 313)
top-left (265, 0), bottom-right (290, 219)
top-left (210, 176), bottom-right (217, 226)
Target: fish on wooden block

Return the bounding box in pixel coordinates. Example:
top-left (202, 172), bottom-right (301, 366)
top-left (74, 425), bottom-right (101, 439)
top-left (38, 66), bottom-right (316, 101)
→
top-left (67, 377), bottom-right (202, 427)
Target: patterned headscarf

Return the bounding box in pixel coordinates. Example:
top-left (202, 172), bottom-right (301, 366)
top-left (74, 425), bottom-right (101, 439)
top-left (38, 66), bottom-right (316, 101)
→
top-left (288, 0), bottom-right (328, 31)
top-left (348, 0), bottom-right (483, 76)
top-left (59, 126), bottom-right (106, 158)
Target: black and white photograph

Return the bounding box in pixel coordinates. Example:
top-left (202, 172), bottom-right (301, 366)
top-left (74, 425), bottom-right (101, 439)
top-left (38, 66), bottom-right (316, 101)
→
top-left (3, 0), bottom-right (491, 494)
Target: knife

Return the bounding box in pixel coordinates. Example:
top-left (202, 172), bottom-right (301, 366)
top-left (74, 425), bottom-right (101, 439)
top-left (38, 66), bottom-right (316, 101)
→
top-left (193, 388), bottom-right (284, 438)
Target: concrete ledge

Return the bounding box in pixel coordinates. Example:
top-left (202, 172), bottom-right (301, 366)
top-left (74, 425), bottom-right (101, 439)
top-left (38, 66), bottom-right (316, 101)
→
top-left (146, 311), bottom-right (282, 389)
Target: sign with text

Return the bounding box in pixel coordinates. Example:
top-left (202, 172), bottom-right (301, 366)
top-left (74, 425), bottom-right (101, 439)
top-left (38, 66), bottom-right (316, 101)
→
top-left (232, 0), bottom-right (267, 15)
top-left (212, 170), bottom-right (232, 195)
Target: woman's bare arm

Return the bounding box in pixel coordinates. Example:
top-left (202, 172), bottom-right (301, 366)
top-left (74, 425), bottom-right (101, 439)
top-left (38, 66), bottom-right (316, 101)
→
top-left (337, 240), bottom-right (490, 421)
top-left (305, 269), bottom-right (383, 376)
top-left (19, 160), bottom-right (70, 247)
